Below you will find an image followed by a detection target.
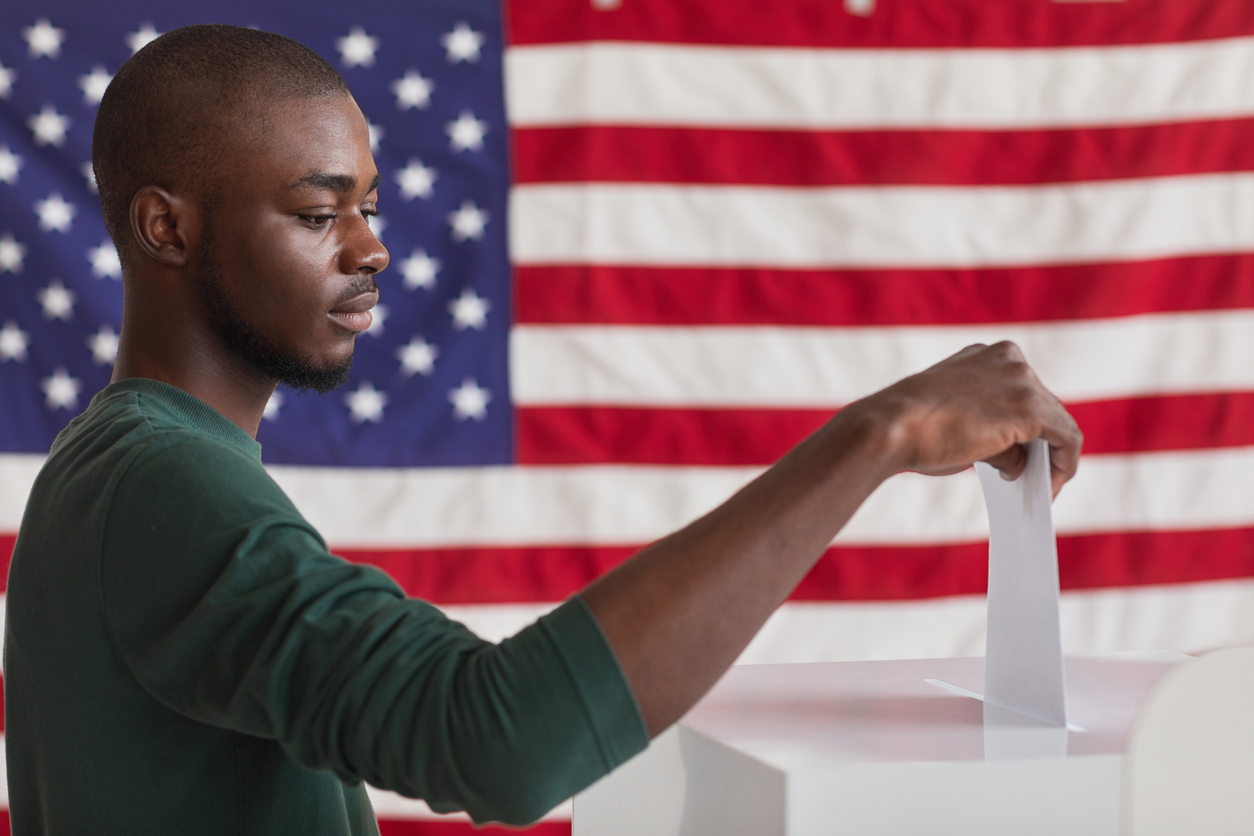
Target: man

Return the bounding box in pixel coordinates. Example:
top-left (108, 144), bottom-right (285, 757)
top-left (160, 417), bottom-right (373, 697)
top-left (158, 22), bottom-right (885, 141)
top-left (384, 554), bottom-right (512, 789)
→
top-left (4, 23), bottom-right (1081, 836)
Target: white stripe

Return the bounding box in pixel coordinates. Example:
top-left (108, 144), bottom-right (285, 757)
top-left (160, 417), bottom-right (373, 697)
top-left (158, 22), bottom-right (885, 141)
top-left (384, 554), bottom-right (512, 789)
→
top-left (275, 446), bottom-right (1254, 546)
top-left (0, 454), bottom-right (42, 530)
top-left (269, 463), bottom-right (760, 547)
top-left (852, 446), bottom-right (1254, 543)
top-left (505, 38), bottom-right (1254, 128)
top-left (275, 446), bottom-right (1254, 545)
top-left (366, 785), bottom-right (572, 822)
top-left (439, 603), bottom-right (561, 644)
top-left (509, 176), bottom-right (1254, 268)
top-left (440, 578), bottom-right (1254, 664)
top-left (3, 447), bottom-right (1253, 547)
top-left (512, 311), bottom-right (1254, 407)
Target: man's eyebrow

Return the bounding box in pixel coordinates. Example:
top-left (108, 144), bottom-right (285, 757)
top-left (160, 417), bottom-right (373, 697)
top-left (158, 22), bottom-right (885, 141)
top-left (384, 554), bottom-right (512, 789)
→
top-left (287, 172), bottom-right (383, 195)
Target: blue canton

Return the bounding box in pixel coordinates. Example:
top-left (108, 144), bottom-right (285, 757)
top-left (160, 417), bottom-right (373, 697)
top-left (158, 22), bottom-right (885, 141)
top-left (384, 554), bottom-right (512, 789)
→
top-left (0, 0), bottom-right (514, 466)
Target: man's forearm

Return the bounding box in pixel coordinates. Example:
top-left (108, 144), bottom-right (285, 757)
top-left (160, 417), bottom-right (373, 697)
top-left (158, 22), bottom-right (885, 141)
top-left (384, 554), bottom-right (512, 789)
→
top-left (582, 403), bottom-right (899, 737)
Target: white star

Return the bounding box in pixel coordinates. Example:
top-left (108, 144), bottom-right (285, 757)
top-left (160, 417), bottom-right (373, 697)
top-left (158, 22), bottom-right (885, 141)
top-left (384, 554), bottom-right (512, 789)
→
top-left (78, 66), bottom-right (112, 106)
top-left (0, 233), bottom-right (26, 273)
top-left (88, 241), bottom-right (121, 279)
top-left (38, 281), bottom-right (75, 321)
top-left (35, 193), bottom-right (76, 233)
top-left (442, 23), bottom-right (485, 63)
top-left (0, 63), bottom-right (14, 99)
top-left (82, 161), bottom-right (98, 193)
top-left (400, 249), bottom-right (439, 290)
top-left (126, 24), bottom-right (161, 55)
top-left (23, 19), bottom-right (65, 59)
top-left (87, 324), bottom-right (119, 365)
top-left (364, 303), bottom-right (388, 336)
top-left (28, 105), bottom-right (70, 148)
top-left (336, 27), bottom-right (379, 68)
top-left (263, 389), bottom-right (284, 421)
top-left (445, 111), bottom-right (488, 153)
top-left (448, 378), bottom-right (491, 421)
top-left (0, 146), bottom-right (23, 185)
top-left (395, 159), bottom-right (436, 200)
top-left (449, 288), bottom-right (490, 330)
top-left (345, 381), bottom-right (387, 423)
top-left (448, 200), bottom-right (488, 242)
top-left (367, 121), bottom-right (384, 153)
top-left (41, 368), bottom-right (81, 411)
top-left (391, 69), bottom-right (434, 110)
top-left (366, 213), bottom-right (386, 241)
top-left (0, 321), bottom-right (30, 363)
top-left (397, 336), bottom-right (438, 377)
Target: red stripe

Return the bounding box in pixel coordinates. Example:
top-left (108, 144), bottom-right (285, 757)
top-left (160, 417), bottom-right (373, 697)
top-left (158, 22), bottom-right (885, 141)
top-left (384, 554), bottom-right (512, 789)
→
top-left (514, 256), bottom-right (1254, 327)
top-left (514, 120), bottom-right (1254, 187)
top-left (341, 546), bottom-right (637, 606)
top-left (378, 820), bottom-right (568, 835)
top-left (338, 526), bottom-right (1254, 605)
top-left (5, 499), bottom-right (1252, 606)
top-left (0, 535), bottom-right (11, 594)
top-left (507, 0), bottom-right (1254, 49)
top-left (798, 527), bottom-right (1254, 601)
top-left (0, 807), bottom-right (566, 831)
top-left (516, 393), bottom-right (1254, 467)
top-left (1067, 394), bottom-right (1254, 458)
top-left (518, 406), bottom-right (827, 466)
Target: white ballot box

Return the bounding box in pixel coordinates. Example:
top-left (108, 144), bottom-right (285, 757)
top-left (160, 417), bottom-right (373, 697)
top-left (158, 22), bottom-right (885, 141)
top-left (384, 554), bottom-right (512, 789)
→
top-left (576, 442), bottom-right (1254, 835)
top-left (574, 649), bottom-right (1254, 836)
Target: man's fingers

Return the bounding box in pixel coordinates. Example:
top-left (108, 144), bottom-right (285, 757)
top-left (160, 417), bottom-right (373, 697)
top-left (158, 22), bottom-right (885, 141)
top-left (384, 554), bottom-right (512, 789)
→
top-left (1047, 433), bottom-right (1083, 498)
top-left (937, 343), bottom-right (988, 366)
top-left (988, 340), bottom-right (1026, 363)
top-left (1037, 399), bottom-right (1084, 498)
top-left (982, 444), bottom-right (1027, 482)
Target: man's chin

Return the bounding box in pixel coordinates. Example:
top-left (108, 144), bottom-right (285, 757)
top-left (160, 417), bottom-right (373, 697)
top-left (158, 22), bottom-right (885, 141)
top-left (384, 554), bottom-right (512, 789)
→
top-left (239, 344), bottom-right (355, 395)
top-left (278, 355), bottom-right (353, 395)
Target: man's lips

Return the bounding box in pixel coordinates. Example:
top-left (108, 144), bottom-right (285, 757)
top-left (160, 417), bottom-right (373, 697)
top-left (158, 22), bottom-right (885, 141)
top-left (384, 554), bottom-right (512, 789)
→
top-left (328, 291), bottom-right (379, 332)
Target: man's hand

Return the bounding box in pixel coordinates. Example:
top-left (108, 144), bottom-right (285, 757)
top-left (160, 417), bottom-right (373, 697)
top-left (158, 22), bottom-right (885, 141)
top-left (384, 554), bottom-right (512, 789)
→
top-left (853, 341), bottom-right (1083, 497)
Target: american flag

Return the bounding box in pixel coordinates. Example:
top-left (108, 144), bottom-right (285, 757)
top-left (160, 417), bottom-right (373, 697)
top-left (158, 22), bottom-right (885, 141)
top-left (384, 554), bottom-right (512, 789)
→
top-left (3, 0), bottom-right (1254, 832)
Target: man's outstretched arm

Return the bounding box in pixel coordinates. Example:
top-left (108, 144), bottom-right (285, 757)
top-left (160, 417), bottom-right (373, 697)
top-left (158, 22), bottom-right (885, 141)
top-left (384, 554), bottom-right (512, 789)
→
top-left (582, 341), bottom-right (1083, 737)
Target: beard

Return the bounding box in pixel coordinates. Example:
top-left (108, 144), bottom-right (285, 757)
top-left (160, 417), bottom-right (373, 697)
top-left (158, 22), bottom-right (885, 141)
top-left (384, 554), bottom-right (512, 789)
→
top-left (193, 221), bottom-right (355, 395)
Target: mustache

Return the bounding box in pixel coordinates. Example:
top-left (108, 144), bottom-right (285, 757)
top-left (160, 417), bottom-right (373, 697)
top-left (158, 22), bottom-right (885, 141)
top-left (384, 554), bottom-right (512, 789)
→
top-left (334, 275), bottom-right (379, 306)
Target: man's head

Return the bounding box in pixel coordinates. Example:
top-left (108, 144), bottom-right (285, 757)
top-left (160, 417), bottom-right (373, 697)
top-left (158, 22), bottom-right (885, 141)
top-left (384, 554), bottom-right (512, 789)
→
top-left (93, 24), bottom-right (388, 394)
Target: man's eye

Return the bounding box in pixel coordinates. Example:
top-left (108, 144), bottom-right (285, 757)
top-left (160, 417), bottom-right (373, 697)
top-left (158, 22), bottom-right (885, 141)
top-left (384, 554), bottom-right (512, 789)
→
top-left (300, 214), bottom-right (335, 228)
top-left (363, 208), bottom-right (380, 218)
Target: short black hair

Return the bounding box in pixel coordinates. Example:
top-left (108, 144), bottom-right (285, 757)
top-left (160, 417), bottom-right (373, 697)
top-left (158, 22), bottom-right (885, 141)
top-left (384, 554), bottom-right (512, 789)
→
top-left (92, 24), bottom-right (351, 259)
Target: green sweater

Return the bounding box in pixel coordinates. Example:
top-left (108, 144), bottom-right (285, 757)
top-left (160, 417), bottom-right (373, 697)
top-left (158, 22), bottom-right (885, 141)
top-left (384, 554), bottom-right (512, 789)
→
top-left (4, 379), bottom-right (647, 835)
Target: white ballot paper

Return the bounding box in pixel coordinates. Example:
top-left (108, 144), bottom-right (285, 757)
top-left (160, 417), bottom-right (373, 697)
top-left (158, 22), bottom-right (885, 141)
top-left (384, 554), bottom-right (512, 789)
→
top-left (975, 438), bottom-right (1068, 727)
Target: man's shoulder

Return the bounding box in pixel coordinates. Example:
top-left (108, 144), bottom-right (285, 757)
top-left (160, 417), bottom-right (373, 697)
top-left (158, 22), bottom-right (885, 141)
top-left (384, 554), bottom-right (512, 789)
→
top-left (93, 397), bottom-right (318, 561)
top-left (36, 381), bottom-right (291, 537)
top-left (48, 386), bottom-right (254, 482)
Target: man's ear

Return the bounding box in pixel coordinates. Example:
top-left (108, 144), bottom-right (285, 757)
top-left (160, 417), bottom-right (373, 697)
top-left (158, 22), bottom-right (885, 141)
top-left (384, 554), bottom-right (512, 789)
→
top-left (129, 186), bottom-right (201, 268)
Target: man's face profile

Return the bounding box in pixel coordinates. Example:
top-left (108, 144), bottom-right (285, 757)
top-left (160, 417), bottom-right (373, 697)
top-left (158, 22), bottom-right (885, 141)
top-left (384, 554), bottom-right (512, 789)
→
top-left (191, 94), bottom-right (388, 394)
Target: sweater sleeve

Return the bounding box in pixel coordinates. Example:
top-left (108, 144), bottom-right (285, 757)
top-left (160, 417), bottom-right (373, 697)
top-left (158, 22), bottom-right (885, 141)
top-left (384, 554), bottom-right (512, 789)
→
top-left (99, 435), bottom-right (648, 825)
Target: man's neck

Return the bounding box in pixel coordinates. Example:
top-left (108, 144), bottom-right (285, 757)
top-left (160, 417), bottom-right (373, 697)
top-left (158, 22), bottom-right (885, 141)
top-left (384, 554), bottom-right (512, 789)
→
top-left (111, 332), bottom-right (276, 440)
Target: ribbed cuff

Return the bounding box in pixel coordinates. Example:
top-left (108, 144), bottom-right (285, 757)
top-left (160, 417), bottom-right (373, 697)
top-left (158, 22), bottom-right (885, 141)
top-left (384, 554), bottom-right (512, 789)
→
top-left (541, 595), bottom-right (649, 770)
